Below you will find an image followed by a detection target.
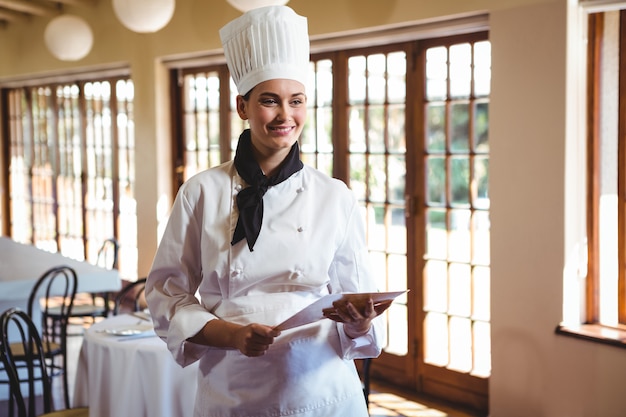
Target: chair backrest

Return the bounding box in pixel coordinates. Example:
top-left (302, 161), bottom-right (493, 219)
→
top-left (28, 265), bottom-right (78, 352)
top-left (96, 238), bottom-right (119, 270)
top-left (0, 307), bottom-right (55, 417)
top-left (113, 278), bottom-right (147, 315)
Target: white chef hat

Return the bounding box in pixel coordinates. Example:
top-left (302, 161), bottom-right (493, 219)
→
top-left (219, 5), bottom-right (310, 96)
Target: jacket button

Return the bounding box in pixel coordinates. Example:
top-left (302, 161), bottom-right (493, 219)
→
top-left (297, 226), bottom-right (304, 232)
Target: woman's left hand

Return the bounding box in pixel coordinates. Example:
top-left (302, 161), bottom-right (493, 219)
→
top-left (322, 298), bottom-right (392, 338)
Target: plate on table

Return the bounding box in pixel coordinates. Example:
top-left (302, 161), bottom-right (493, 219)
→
top-left (102, 324), bottom-right (154, 336)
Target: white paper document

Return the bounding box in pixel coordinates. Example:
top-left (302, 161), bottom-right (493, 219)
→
top-left (274, 290), bottom-right (407, 331)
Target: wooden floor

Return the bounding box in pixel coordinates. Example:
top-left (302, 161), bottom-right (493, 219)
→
top-left (1, 321), bottom-right (482, 417)
top-left (368, 381), bottom-right (482, 417)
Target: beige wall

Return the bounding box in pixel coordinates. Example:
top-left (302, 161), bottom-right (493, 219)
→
top-left (2, 0), bottom-right (626, 415)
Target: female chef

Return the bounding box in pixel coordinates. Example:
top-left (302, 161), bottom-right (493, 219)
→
top-left (146, 5), bottom-right (388, 417)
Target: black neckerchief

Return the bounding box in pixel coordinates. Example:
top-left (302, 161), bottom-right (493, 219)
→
top-left (231, 129), bottom-right (303, 251)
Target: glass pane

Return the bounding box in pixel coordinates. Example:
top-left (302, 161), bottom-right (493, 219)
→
top-left (369, 250), bottom-right (386, 288)
top-left (448, 316), bottom-right (472, 372)
top-left (195, 113), bottom-right (207, 150)
top-left (473, 156), bottom-right (490, 209)
top-left (367, 54), bottom-right (386, 104)
top-left (368, 203), bottom-right (386, 251)
top-left (424, 260), bottom-right (448, 313)
top-left (474, 41), bottom-right (492, 97)
top-left (450, 101), bottom-right (469, 153)
top-left (424, 312), bottom-right (448, 366)
top-left (317, 153), bottom-right (333, 178)
top-left (386, 302), bottom-right (408, 355)
top-left (473, 321), bottom-right (491, 377)
top-left (474, 100), bottom-right (489, 152)
top-left (448, 263), bottom-right (471, 317)
top-left (472, 210), bottom-right (491, 265)
top-left (450, 156), bottom-right (470, 206)
top-left (388, 236), bottom-right (407, 278)
top-left (388, 104), bottom-right (406, 152)
top-left (194, 75), bottom-right (208, 111)
top-left (387, 52), bottom-right (406, 103)
top-left (369, 105), bottom-right (385, 153)
top-left (449, 209), bottom-right (471, 262)
top-left (426, 208), bottom-right (447, 259)
top-left (317, 107), bottom-right (333, 153)
top-left (349, 106), bottom-right (366, 152)
top-left (449, 43), bottom-right (471, 98)
top-left (427, 156), bottom-right (446, 205)
top-left (316, 59), bottom-right (333, 106)
top-left (349, 56), bottom-right (366, 104)
top-left (426, 102), bottom-right (446, 152)
top-left (301, 119), bottom-right (316, 155)
top-left (369, 154), bottom-right (386, 202)
top-left (388, 154), bottom-right (405, 204)
top-left (426, 46), bottom-right (447, 100)
top-left (350, 153), bottom-right (367, 201)
top-left (388, 217), bottom-right (406, 254)
top-left (207, 74), bottom-right (220, 110)
top-left (473, 266), bottom-right (491, 321)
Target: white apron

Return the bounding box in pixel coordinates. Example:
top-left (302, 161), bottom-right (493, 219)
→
top-left (194, 292), bottom-right (369, 417)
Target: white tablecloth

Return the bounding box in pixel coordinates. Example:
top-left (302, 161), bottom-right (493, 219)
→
top-left (74, 314), bottom-right (198, 417)
top-left (0, 237), bottom-right (121, 304)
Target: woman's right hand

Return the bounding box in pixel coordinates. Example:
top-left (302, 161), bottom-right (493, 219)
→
top-left (232, 323), bottom-right (281, 357)
top-left (188, 320), bottom-right (281, 357)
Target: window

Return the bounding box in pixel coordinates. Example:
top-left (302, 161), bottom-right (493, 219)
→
top-left (558, 8), bottom-right (626, 346)
top-left (0, 75), bottom-right (138, 279)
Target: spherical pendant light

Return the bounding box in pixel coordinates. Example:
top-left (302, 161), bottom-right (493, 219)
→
top-left (44, 15), bottom-right (94, 61)
top-left (226, 0), bottom-right (289, 13)
top-left (113, 0), bottom-right (176, 33)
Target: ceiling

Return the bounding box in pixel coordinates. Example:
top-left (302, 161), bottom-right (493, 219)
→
top-left (0, 0), bottom-right (94, 28)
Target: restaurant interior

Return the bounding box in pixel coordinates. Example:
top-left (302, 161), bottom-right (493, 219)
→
top-left (2, 0), bottom-right (626, 416)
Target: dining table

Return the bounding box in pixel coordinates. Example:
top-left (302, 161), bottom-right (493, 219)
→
top-left (0, 237), bottom-right (122, 311)
top-left (73, 313), bottom-right (199, 417)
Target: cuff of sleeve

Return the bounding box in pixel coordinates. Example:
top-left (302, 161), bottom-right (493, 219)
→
top-left (168, 305), bottom-right (216, 367)
top-left (338, 322), bottom-right (382, 360)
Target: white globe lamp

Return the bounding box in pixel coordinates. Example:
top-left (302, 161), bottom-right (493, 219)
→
top-left (44, 15), bottom-right (94, 61)
top-left (113, 0), bottom-right (176, 33)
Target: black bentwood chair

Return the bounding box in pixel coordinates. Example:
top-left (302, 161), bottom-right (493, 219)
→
top-left (52, 238), bottom-right (120, 328)
top-left (0, 307), bottom-right (89, 417)
top-left (4, 265), bottom-right (79, 411)
top-left (113, 277), bottom-right (147, 315)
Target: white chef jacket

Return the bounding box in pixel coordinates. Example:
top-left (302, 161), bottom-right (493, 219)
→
top-left (146, 160), bottom-right (385, 417)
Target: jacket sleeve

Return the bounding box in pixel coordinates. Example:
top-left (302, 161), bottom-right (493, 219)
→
top-left (329, 198), bottom-right (386, 360)
top-left (145, 185), bottom-right (217, 367)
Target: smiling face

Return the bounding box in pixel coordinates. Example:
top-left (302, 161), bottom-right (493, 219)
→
top-left (236, 78), bottom-right (307, 172)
